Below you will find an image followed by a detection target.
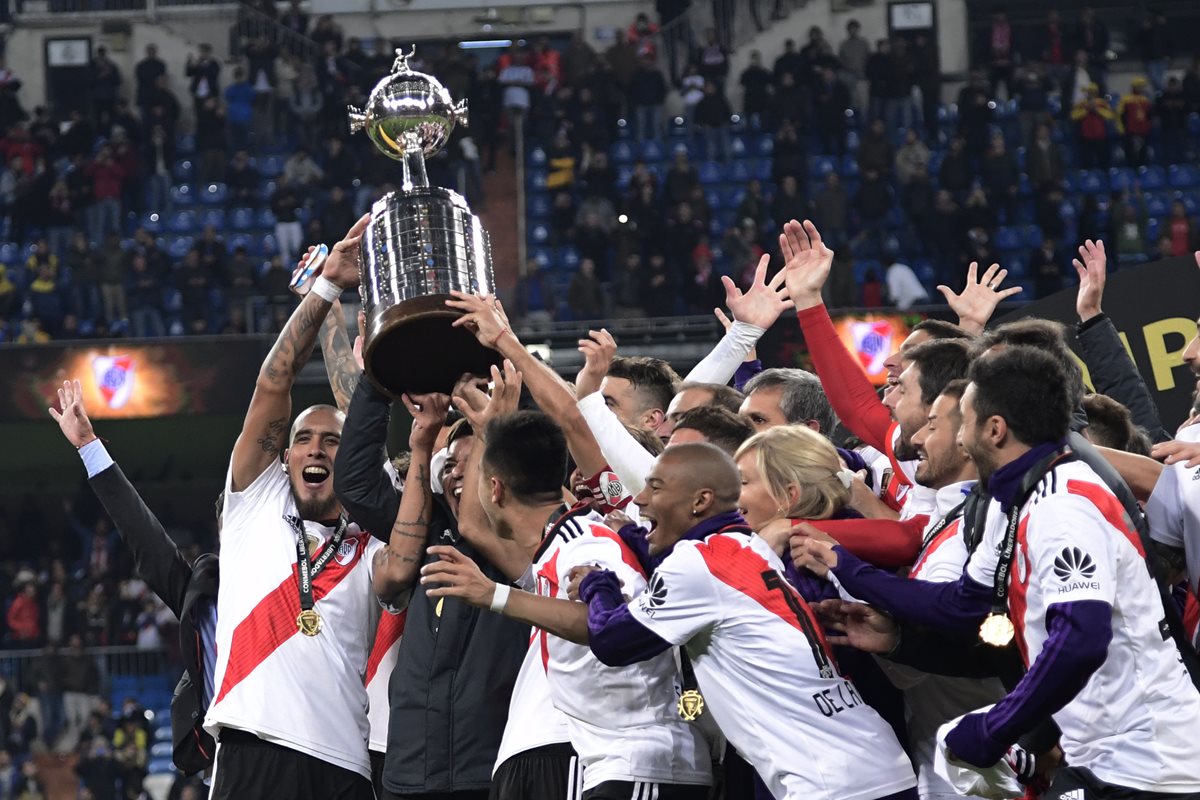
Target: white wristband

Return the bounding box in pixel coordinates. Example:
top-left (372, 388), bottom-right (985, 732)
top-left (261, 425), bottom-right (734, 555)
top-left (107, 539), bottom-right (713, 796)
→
top-left (490, 583), bottom-right (511, 613)
top-left (310, 275), bottom-right (342, 303)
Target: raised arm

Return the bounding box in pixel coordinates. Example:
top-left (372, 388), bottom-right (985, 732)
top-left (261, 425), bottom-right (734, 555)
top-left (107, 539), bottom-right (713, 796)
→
top-left (935, 261), bottom-right (1022, 337)
top-left (316, 301), bottom-right (361, 413)
top-left (230, 214), bottom-right (368, 492)
top-left (1073, 239), bottom-right (1170, 442)
top-left (373, 392), bottom-right (449, 606)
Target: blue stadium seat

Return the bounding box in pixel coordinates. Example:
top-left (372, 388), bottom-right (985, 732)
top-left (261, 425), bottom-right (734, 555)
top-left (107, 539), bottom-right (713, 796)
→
top-left (1189, 113), bottom-right (1200, 137)
top-left (259, 155), bottom-right (285, 178)
top-left (167, 236), bottom-right (194, 259)
top-left (151, 742), bottom-right (173, 759)
top-left (1169, 164), bottom-right (1198, 189)
top-left (176, 133), bottom-right (196, 154)
top-left (530, 247), bottom-right (553, 269)
top-left (726, 160), bottom-right (751, 182)
top-left (0, 242), bottom-right (19, 264)
top-left (706, 189), bottom-right (724, 209)
top-left (172, 159), bottom-right (194, 182)
top-left (708, 217), bottom-right (724, 237)
top-left (559, 246), bottom-right (580, 271)
top-left (527, 169), bottom-right (547, 191)
top-left (529, 224), bottom-right (550, 245)
top-left (840, 156), bottom-right (859, 178)
top-left (914, 259), bottom-right (936, 283)
top-left (199, 209), bottom-right (225, 229)
top-left (1137, 165), bottom-right (1166, 190)
top-left (845, 130), bottom-right (859, 152)
top-left (528, 146), bottom-right (547, 167)
top-left (1180, 193), bottom-right (1200, 215)
top-left (1107, 167), bottom-right (1135, 193)
top-left (640, 141), bottom-right (665, 162)
top-left (616, 165), bottom-right (633, 189)
top-left (726, 186), bottom-right (747, 208)
top-left (810, 156), bottom-right (837, 178)
top-left (167, 210), bottom-right (197, 234)
top-left (227, 234), bottom-right (255, 254)
top-left (994, 226), bottom-right (1022, 251)
top-left (1146, 217), bottom-right (1161, 243)
top-left (228, 207), bottom-right (254, 231)
top-left (169, 184), bottom-right (196, 207)
top-left (1020, 224), bottom-right (1042, 248)
top-left (730, 137), bottom-right (748, 158)
top-left (528, 194), bottom-right (551, 218)
top-left (750, 160), bottom-right (771, 181)
top-left (1145, 192), bottom-right (1170, 218)
top-left (260, 233), bottom-right (278, 256)
top-left (256, 208), bottom-right (277, 228)
top-left (140, 212), bottom-right (164, 234)
top-left (698, 161), bottom-right (724, 184)
top-left (755, 135), bottom-right (774, 157)
top-left (1005, 254), bottom-right (1028, 278)
top-left (611, 141), bottom-right (634, 164)
top-left (260, 181), bottom-right (278, 202)
top-left (1076, 170), bottom-right (1106, 194)
top-left (198, 183), bottom-right (227, 205)
top-left (148, 758), bottom-right (175, 775)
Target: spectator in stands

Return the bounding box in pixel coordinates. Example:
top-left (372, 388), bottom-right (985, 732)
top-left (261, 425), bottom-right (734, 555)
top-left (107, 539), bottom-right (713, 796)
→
top-left (289, 61), bottom-right (323, 152)
top-left (1072, 82), bottom-right (1115, 169)
top-left (739, 50), bottom-right (772, 127)
top-left (627, 12), bottom-right (659, 61)
top-left (894, 127), bottom-right (929, 185)
top-left (5, 578), bottom-right (40, 645)
top-left (270, 176), bottom-right (303, 267)
top-left (77, 711), bottom-right (119, 800)
top-left (935, 135), bottom-right (971, 199)
top-left (562, 33), bottom-right (596, 88)
top-left (1074, 6), bottom-right (1110, 88)
top-left (144, 75), bottom-right (181, 140)
top-left (516, 258), bottom-right (557, 326)
top-left (1014, 66), bottom-right (1052, 147)
top-left (957, 71), bottom-right (993, 161)
top-left (46, 179), bottom-right (74, 258)
top-left (885, 253), bottom-right (929, 309)
top-left (770, 118), bottom-right (805, 182)
top-left (837, 20), bottom-right (869, 109)
top-left (1116, 77), bottom-right (1153, 168)
top-left (126, 253), bottom-right (165, 339)
top-left (930, 189), bottom-right (964, 282)
top-left (575, 211), bottom-right (613, 277)
top-left (1111, 193), bottom-right (1150, 265)
top-left (95, 234), bottom-right (126, 325)
top-left (1026, 122), bottom-right (1065, 190)
top-left (1157, 76), bottom-right (1190, 165)
top-left (854, 168), bottom-right (893, 253)
top-left (280, 0), bottom-right (308, 36)
top-left (664, 202), bottom-right (704, 278)
top-left (641, 251), bottom-right (676, 315)
top-left (698, 28), bottom-right (730, 90)
top-left (1031, 236), bottom-right (1066, 297)
top-left (134, 44), bottom-right (166, 119)
top-left (663, 151), bottom-right (699, 208)
top-left (694, 81), bottom-right (733, 164)
top-left (770, 175), bottom-right (807, 233)
top-left (885, 38), bottom-right (916, 134)
top-left (865, 39), bottom-right (890, 124)
top-left (628, 55), bottom-right (667, 141)
top-left (857, 118), bottom-right (893, 175)
top-left (604, 30), bottom-right (639, 97)
top-left (981, 131), bottom-right (1019, 223)
top-left (141, 125), bottom-right (173, 215)
top-left (224, 245), bottom-right (258, 301)
top-left (549, 190), bottom-right (577, 246)
top-left (734, 179), bottom-right (767, 228)
top-left (224, 67), bottom-right (255, 153)
top-left (771, 70), bottom-right (804, 130)
top-left (962, 184), bottom-right (996, 233)
top-left (0, 266), bottom-right (15, 322)
top-left (982, 10), bottom-right (1015, 98)
top-left (90, 47), bottom-right (121, 129)
top-left (567, 257), bottom-right (606, 319)
top-left (195, 97), bottom-right (227, 184)
top-left (812, 67), bottom-right (849, 157)
top-left (1165, 199), bottom-right (1197, 257)
top-left (185, 43), bottom-right (221, 118)
top-left (911, 33), bottom-right (940, 140)
top-left (1034, 183), bottom-right (1067, 241)
top-left (309, 15), bottom-right (343, 52)
top-left (813, 171), bottom-right (849, 249)
top-left (226, 150), bottom-right (261, 209)
top-left (282, 146), bottom-right (323, 187)
top-left (680, 63), bottom-right (705, 142)
top-left (85, 145), bottom-right (125, 247)
top-left (499, 50), bottom-right (536, 146)
top-left (7, 694), bottom-right (37, 759)
top-left (1136, 12), bottom-right (1171, 93)
top-left (113, 714), bottom-right (147, 798)
top-left (611, 251), bottom-right (644, 318)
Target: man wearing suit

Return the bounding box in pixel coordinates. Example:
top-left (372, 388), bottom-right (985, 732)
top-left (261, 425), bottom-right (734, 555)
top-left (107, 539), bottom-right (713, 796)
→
top-left (50, 379), bottom-right (218, 776)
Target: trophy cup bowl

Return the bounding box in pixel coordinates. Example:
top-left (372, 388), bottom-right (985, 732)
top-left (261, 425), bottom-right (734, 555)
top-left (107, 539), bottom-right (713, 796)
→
top-left (349, 47), bottom-right (500, 396)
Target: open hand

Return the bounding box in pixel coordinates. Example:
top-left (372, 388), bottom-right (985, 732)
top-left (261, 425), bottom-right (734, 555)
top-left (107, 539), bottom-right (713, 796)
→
top-left (1072, 239), bottom-right (1107, 322)
top-left (576, 329), bottom-right (617, 399)
top-left (402, 393), bottom-right (450, 451)
top-left (48, 379), bottom-right (97, 449)
top-left (936, 262), bottom-right (1022, 336)
top-left (420, 545), bottom-right (496, 609)
top-left (780, 219), bottom-right (834, 311)
top-left (451, 360), bottom-right (523, 433)
top-left (812, 598), bottom-right (899, 653)
top-left (1151, 438), bottom-right (1200, 468)
top-left (322, 213), bottom-right (371, 290)
top-left (721, 253), bottom-right (793, 329)
top-left (446, 291), bottom-right (514, 350)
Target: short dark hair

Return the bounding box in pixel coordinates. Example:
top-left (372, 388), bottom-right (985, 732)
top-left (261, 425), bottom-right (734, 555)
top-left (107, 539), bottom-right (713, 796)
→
top-left (937, 378), bottom-right (969, 426)
top-left (673, 406), bottom-right (755, 455)
top-left (904, 339), bottom-right (973, 406)
top-left (743, 368), bottom-right (838, 434)
top-left (607, 356), bottom-right (681, 414)
top-left (912, 318), bottom-right (972, 341)
top-left (1081, 393), bottom-right (1135, 451)
top-left (482, 411), bottom-right (567, 504)
top-left (974, 318), bottom-right (1084, 407)
top-left (968, 346), bottom-right (1072, 447)
top-left (676, 381), bottom-right (744, 413)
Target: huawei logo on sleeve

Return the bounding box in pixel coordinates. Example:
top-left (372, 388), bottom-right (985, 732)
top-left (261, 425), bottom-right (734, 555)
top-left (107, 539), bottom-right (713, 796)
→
top-left (639, 572), bottom-right (668, 617)
top-left (1053, 546), bottom-right (1096, 583)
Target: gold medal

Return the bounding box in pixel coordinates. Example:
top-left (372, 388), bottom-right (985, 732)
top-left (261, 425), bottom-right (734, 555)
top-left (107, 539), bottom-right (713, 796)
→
top-left (677, 689), bottom-right (705, 721)
top-left (979, 613), bottom-right (1014, 647)
top-left (297, 609), bottom-right (322, 637)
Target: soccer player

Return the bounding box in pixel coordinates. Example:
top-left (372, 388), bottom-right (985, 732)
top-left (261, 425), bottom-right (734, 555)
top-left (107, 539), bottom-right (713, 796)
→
top-left (804, 347), bottom-right (1200, 797)
top-left (202, 214), bottom-right (403, 800)
top-left (422, 442), bottom-right (917, 800)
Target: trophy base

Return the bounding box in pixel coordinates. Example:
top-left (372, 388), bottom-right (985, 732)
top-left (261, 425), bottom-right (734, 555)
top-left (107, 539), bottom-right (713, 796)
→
top-left (362, 294), bottom-right (502, 396)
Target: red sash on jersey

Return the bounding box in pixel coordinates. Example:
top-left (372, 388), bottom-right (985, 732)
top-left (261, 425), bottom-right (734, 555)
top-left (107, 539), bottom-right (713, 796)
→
top-left (215, 533), bottom-right (368, 704)
top-left (908, 517), bottom-right (962, 578)
top-left (366, 609), bottom-right (407, 686)
top-left (880, 422), bottom-right (913, 513)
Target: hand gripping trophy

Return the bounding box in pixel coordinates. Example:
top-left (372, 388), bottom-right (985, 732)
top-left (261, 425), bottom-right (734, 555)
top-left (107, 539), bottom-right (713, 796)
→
top-left (349, 46), bottom-right (500, 395)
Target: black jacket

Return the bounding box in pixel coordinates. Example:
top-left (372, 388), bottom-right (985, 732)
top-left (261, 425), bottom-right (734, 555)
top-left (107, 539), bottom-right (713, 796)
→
top-left (334, 377), bottom-right (527, 794)
top-left (88, 463), bottom-right (218, 775)
top-left (1075, 313), bottom-right (1170, 443)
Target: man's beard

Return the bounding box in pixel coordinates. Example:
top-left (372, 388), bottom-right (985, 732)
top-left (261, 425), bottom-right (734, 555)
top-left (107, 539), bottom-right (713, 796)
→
top-left (290, 484), bottom-right (339, 522)
top-left (964, 443), bottom-right (995, 483)
top-left (894, 437), bottom-right (920, 462)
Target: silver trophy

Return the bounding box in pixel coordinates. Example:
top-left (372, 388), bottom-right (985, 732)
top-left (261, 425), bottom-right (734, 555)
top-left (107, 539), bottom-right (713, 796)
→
top-left (349, 46), bottom-right (499, 396)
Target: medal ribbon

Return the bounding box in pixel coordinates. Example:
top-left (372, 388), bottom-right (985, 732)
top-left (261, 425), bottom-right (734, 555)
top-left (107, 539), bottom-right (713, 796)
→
top-left (286, 513), bottom-right (349, 616)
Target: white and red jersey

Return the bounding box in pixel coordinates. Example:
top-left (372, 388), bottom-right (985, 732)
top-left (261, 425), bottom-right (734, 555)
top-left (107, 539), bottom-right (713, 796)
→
top-left (627, 531), bottom-right (916, 800)
top-left (366, 609), bottom-right (406, 753)
top-left (883, 481), bottom-right (1006, 800)
top-left (1145, 424), bottom-right (1200, 647)
top-left (532, 513), bottom-right (711, 791)
top-left (966, 459), bottom-right (1200, 792)
top-left (872, 422), bottom-right (935, 520)
top-left (492, 622), bottom-right (573, 773)
top-left (205, 460), bottom-right (384, 779)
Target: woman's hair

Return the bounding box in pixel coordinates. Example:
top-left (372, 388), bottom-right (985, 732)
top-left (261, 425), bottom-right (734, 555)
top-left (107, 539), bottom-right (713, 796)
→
top-left (735, 425), bottom-right (850, 522)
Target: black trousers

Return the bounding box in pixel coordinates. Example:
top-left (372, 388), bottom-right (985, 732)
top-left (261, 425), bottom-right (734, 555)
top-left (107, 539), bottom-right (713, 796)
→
top-left (584, 782), bottom-right (709, 800)
top-left (381, 792), bottom-right (490, 800)
top-left (491, 743), bottom-right (580, 800)
top-left (211, 728), bottom-right (374, 800)
top-left (1048, 766), bottom-right (1200, 800)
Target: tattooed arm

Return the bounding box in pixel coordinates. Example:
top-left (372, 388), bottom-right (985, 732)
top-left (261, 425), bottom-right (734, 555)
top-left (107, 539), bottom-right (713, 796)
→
top-left (374, 393), bottom-right (449, 604)
top-left (316, 299), bottom-right (360, 414)
top-left (229, 214), bottom-right (370, 492)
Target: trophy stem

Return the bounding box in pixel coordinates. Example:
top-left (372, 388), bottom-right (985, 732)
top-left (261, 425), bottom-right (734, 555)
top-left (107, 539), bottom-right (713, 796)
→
top-left (402, 138), bottom-right (430, 191)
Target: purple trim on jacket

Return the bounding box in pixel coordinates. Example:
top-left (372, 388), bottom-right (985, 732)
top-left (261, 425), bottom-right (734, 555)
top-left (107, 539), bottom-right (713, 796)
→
top-left (580, 570), bottom-right (673, 667)
top-left (617, 510), bottom-right (749, 574)
top-left (986, 440), bottom-right (1066, 511)
top-left (734, 359), bottom-right (763, 392)
top-left (946, 599), bottom-right (1112, 767)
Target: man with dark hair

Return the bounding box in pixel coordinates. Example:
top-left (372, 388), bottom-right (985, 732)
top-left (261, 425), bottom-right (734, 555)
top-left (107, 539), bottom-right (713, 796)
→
top-left (804, 346), bottom-right (1200, 798)
top-left (668, 406), bottom-right (754, 455)
top-left (602, 356), bottom-right (681, 430)
top-left (659, 381), bottom-right (745, 439)
top-left (740, 368), bottom-right (837, 434)
top-left (480, 413), bottom-right (569, 505)
top-left (911, 318), bottom-right (972, 341)
top-left (1081, 393), bottom-right (1136, 451)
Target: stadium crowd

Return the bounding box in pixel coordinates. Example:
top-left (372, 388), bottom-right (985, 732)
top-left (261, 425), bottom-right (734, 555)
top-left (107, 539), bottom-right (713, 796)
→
top-left (28, 201), bottom-right (1200, 800)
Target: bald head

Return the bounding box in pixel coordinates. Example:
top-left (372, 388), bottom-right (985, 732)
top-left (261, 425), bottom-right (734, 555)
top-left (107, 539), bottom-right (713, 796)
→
top-left (659, 443), bottom-right (742, 508)
top-left (290, 404), bottom-right (345, 445)
top-left (635, 442), bottom-right (742, 555)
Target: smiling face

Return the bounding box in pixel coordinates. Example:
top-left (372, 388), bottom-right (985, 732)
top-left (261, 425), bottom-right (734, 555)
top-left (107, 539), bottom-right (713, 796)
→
top-left (883, 362), bottom-right (930, 461)
top-left (735, 451), bottom-right (786, 530)
top-left (284, 405), bottom-right (345, 521)
top-left (958, 384), bottom-right (998, 482)
top-left (912, 392), bottom-right (972, 489)
top-left (442, 435), bottom-right (476, 520)
top-left (632, 457), bottom-right (703, 555)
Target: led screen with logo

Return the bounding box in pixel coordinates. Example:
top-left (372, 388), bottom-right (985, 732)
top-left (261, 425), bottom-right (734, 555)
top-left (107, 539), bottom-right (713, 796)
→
top-left (830, 313), bottom-right (916, 386)
top-left (0, 340), bottom-right (261, 420)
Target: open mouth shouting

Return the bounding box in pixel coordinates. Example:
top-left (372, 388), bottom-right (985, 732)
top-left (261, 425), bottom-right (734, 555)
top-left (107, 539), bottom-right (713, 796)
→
top-left (301, 465), bottom-right (331, 486)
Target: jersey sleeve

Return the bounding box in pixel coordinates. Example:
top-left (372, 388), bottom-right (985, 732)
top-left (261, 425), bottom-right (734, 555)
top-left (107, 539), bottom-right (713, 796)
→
top-left (221, 456), bottom-right (288, 536)
top-left (576, 393), bottom-right (656, 496)
top-left (625, 544), bottom-right (719, 646)
top-left (1146, 461), bottom-right (1187, 550)
top-left (1025, 496), bottom-right (1116, 608)
top-left (555, 531), bottom-right (646, 601)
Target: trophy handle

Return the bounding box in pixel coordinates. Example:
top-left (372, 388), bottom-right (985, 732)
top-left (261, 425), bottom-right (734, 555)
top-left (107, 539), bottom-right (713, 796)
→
top-left (348, 106), bottom-right (367, 134)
